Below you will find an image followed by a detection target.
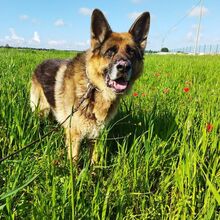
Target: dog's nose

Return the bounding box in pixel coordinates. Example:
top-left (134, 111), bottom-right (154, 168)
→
top-left (116, 60), bottom-right (131, 73)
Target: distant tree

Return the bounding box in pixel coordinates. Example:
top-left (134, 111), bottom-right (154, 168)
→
top-left (161, 47), bottom-right (169, 52)
top-left (145, 49), bottom-right (158, 54)
top-left (5, 44), bottom-right (11, 48)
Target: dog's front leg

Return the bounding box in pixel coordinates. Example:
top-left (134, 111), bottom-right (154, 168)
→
top-left (65, 128), bottom-right (82, 163)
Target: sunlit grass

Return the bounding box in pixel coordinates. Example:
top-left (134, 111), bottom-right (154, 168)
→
top-left (0, 48), bottom-right (219, 219)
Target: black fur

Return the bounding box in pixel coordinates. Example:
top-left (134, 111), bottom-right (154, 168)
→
top-left (34, 59), bottom-right (67, 107)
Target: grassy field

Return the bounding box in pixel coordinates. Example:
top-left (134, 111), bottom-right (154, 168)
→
top-left (0, 48), bottom-right (219, 219)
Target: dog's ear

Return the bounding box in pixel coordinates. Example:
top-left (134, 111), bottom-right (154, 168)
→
top-left (91, 9), bottom-right (112, 51)
top-left (129, 12), bottom-right (150, 52)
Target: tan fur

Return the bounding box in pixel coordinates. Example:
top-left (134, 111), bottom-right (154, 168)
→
top-left (30, 75), bottom-right (50, 117)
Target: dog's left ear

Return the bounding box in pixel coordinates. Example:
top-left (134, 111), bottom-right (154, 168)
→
top-left (129, 12), bottom-right (150, 52)
top-left (91, 9), bottom-right (112, 51)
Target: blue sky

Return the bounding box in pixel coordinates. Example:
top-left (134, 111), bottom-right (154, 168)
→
top-left (0, 0), bottom-right (219, 51)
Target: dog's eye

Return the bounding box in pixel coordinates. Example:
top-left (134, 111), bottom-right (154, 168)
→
top-left (126, 46), bottom-right (136, 57)
top-left (105, 46), bottom-right (117, 58)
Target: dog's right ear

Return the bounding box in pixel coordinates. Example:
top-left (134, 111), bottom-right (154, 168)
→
top-left (91, 9), bottom-right (112, 51)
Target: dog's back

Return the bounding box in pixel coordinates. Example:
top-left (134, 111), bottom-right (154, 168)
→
top-left (30, 54), bottom-right (87, 117)
top-left (31, 59), bottom-right (66, 110)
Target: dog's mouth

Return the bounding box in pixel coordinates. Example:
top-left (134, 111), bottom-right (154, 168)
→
top-left (106, 75), bottom-right (129, 93)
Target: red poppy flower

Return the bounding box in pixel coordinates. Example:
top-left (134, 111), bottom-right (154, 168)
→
top-left (141, 93), bottom-right (146, 97)
top-left (183, 87), bottom-right (190, 93)
top-left (206, 123), bottom-right (213, 132)
top-left (155, 73), bottom-right (160, 77)
top-left (133, 92), bottom-right (138, 97)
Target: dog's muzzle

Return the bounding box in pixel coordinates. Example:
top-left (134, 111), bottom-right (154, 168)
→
top-left (106, 59), bottom-right (132, 93)
top-left (115, 59), bottom-right (131, 74)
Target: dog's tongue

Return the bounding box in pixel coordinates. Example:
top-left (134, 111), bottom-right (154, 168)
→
top-left (109, 78), bottom-right (128, 92)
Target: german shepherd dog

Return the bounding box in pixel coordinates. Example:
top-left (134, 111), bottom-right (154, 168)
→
top-left (30, 9), bottom-right (150, 163)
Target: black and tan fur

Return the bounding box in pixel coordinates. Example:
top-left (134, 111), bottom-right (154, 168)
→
top-left (30, 9), bottom-right (150, 163)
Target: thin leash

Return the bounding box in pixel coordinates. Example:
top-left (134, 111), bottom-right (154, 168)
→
top-left (0, 83), bottom-right (96, 163)
top-left (0, 80), bottom-right (132, 163)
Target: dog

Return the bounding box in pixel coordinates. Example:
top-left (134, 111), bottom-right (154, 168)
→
top-left (30, 9), bottom-right (150, 163)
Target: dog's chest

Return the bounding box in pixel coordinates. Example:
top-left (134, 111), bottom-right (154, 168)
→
top-left (79, 96), bottom-right (119, 138)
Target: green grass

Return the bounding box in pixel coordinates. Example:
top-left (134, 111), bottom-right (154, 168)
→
top-left (0, 48), bottom-right (219, 219)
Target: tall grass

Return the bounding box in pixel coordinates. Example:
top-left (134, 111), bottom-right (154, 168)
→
top-left (0, 48), bottom-right (219, 219)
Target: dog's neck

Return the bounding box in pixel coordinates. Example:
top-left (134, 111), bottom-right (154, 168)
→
top-left (85, 67), bottom-right (117, 102)
top-left (85, 68), bottom-right (100, 93)
top-left (80, 67), bottom-right (119, 123)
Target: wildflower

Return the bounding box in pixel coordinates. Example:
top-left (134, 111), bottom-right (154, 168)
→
top-left (133, 92), bottom-right (138, 97)
top-left (141, 93), bottom-right (146, 97)
top-left (183, 87), bottom-right (190, 93)
top-left (206, 123), bottom-right (213, 132)
top-left (155, 73), bottom-right (160, 77)
top-left (163, 88), bottom-right (170, 94)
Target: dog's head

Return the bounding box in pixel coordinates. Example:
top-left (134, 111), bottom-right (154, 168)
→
top-left (87, 9), bottom-right (150, 98)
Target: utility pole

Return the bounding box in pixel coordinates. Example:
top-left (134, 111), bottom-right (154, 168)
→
top-left (194, 0), bottom-right (203, 55)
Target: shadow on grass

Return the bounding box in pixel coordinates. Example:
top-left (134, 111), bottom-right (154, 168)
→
top-left (105, 102), bottom-right (178, 159)
top-left (35, 102), bottom-right (178, 171)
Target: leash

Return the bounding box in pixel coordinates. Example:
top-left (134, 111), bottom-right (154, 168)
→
top-left (0, 83), bottom-right (96, 163)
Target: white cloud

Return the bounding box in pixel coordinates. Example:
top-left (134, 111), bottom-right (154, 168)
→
top-left (19, 15), bottom-right (29, 21)
top-left (9, 28), bottom-right (24, 41)
top-left (79, 7), bottom-right (93, 16)
top-left (54, 19), bottom-right (65, 27)
top-left (79, 8), bottom-right (107, 17)
top-left (19, 15), bottom-right (39, 25)
top-left (186, 31), bottom-right (203, 44)
top-left (185, 23), bottom-right (204, 44)
top-left (4, 28), bottom-right (25, 46)
top-left (1, 29), bottom-right (43, 48)
top-left (48, 40), bottom-right (67, 46)
top-left (128, 12), bottom-right (142, 20)
top-left (31, 31), bottom-right (40, 44)
top-left (188, 6), bottom-right (209, 17)
top-left (74, 40), bottom-right (90, 49)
